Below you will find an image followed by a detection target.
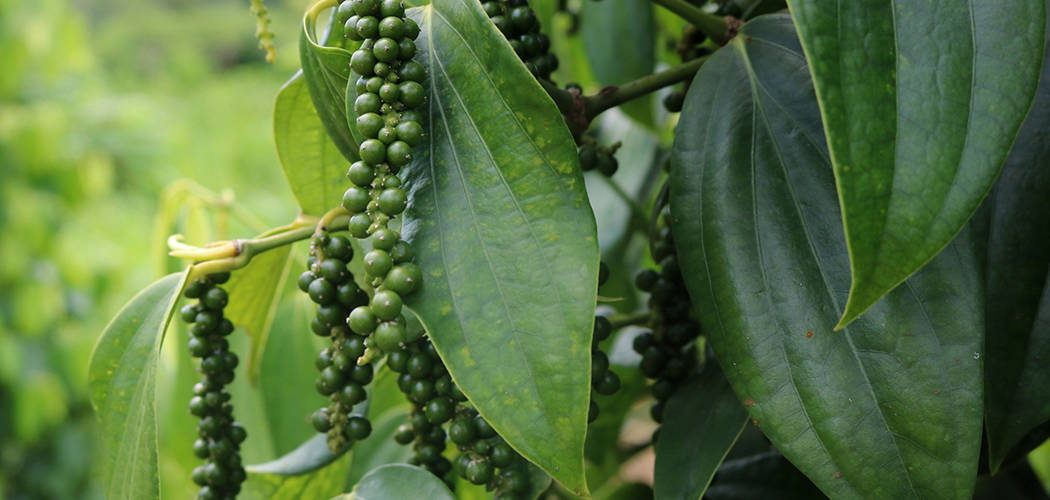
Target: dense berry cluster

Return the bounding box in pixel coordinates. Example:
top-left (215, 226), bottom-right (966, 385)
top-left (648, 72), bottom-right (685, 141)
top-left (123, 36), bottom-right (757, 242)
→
top-left (588, 262), bottom-right (620, 422)
top-left (179, 273), bottom-right (248, 500)
top-left (338, 0), bottom-right (425, 360)
top-left (577, 138), bottom-right (620, 178)
top-left (297, 233), bottom-right (376, 452)
top-left (633, 218), bottom-right (700, 441)
top-left (388, 338), bottom-right (532, 496)
top-left (483, 0), bottom-right (559, 80)
top-left (389, 338), bottom-right (459, 481)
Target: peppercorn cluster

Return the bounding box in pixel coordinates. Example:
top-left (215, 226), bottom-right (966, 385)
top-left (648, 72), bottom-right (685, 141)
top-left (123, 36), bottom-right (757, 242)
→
top-left (337, 0), bottom-right (426, 360)
top-left (577, 134), bottom-right (620, 178)
top-left (297, 232), bottom-right (376, 452)
top-left (633, 217), bottom-right (700, 442)
top-left (483, 0), bottom-right (559, 80)
top-left (388, 338), bottom-right (459, 482)
top-left (179, 273), bottom-right (248, 500)
top-left (663, 26), bottom-right (713, 113)
top-left (388, 338), bottom-right (532, 497)
top-left (588, 261), bottom-right (621, 422)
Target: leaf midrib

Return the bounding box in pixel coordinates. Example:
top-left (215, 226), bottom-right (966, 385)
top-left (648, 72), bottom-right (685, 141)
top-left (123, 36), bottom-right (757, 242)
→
top-left (423, 7), bottom-right (556, 431)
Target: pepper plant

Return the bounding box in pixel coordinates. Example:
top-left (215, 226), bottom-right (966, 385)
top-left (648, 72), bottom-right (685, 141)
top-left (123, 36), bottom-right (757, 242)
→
top-left (88, 0), bottom-right (1050, 498)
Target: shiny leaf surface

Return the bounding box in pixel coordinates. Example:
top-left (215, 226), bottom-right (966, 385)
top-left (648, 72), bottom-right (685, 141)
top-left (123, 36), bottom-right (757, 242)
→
top-left (299, 0), bottom-right (359, 163)
top-left (669, 15), bottom-right (984, 499)
top-left (784, 0), bottom-right (1046, 326)
top-left (401, 0), bottom-right (598, 493)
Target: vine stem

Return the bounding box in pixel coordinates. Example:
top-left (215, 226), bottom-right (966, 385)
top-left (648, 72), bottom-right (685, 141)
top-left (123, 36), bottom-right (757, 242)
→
top-left (650, 0), bottom-right (737, 45)
top-left (609, 311), bottom-right (652, 329)
top-left (585, 56), bottom-right (709, 119)
top-left (172, 214), bottom-right (349, 281)
top-left (542, 56), bottom-right (710, 137)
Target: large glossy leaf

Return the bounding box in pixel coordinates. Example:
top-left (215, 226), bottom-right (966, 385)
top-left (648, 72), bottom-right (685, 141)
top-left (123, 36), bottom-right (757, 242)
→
top-left (980, 28), bottom-right (1050, 472)
top-left (336, 464), bottom-right (455, 500)
top-left (580, 0), bottom-right (655, 127)
top-left (299, 0), bottom-right (359, 163)
top-left (88, 271), bottom-right (187, 500)
top-left (705, 452), bottom-right (823, 500)
top-left (400, 0), bottom-right (598, 494)
top-left (668, 15), bottom-right (984, 499)
top-left (654, 362), bottom-right (748, 500)
top-left (274, 73), bottom-right (354, 216)
top-left (226, 245), bottom-right (293, 384)
top-left (242, 436), bottom-right (351, 500)
top-left (784, 0), bottom-right (1047, 327)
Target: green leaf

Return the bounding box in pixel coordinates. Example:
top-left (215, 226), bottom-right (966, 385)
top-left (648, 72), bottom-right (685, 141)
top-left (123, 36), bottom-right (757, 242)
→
top-left (704, 452), bottom-right (823, 500)
top-left (337, 464), bottom-right (456, 500)
top-left (654, 362), bottom-right (748, 500)
top-left (242, 436), bottom-right (351, 500)
top-left (226, 245), bottom-right (293, 384)
top-left (580, 0), bottom-right (655, 127)
top-left (784, 0), bottom-right (1047, 327)
top-left (401, 1), bottom-right (598, 494)
top-left (299, 0), bottom-right (360, 164)
top-left (247, 434), bottom-right (341, 476)
top-left (980, 29), bottom-right (1050, 472)
top-left (88, 271), bottom-right (188, 500)
top-left (274, 73), bottom-right (354, 216)
top-left (668, 15), bottom-right (984, 499)
top-left (258, 288), bottom-right (328, 455)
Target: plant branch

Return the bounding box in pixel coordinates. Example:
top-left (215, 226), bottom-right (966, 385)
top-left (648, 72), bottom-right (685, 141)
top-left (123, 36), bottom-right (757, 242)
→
top-left (650, 0), bottom-right (735, 44)
top-left (609, 311), bottom-right (652, 329)
top-left (172, 214), bottom-right (349, 280)
top-left (585, 56), bottom-right (708, 118)
top-left (541, 57), bottom-right (710, 138)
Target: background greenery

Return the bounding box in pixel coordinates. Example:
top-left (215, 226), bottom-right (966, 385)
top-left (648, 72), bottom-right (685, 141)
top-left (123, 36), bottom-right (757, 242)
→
top-left (5, 0), bottom-right (1050, 498)
top-left (0, 0), bottom-right (307, 496)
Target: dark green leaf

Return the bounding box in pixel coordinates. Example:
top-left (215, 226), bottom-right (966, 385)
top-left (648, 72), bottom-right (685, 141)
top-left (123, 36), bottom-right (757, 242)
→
top-left (654, 361), bottom-right (748, 500)
top-left (580, 0), bottom-right (655, 127)
top-left (242, 438), bottom-right (351, 500)
top-left (274, 73), bottom-right (354, 216)
top-left (980, 26), bottom-right (1050, 471)
top-left (226, 245), bottom-right (293, 384)
top-left (338, 464), bottom-right (455, 500)
top-left (668, 15), bottom-right (984, 499)
top-left (401, 1), bottom-right (597, 494)
top-left (784, 0), bottom-right (1047, 327)
top-left (705, 452), bottom-right (823, 500)
top-left (299, 0), bottom-right (360, 164)
top-left (88, 271), bottom-right (188, 500)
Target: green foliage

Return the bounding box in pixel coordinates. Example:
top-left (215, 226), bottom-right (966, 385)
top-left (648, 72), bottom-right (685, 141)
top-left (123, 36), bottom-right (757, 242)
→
top-left (402, 0), bottom-right (598, 493)
top-left (669, 16), bottom-right (985, 498)
top-left (786, 0), bottom-right (1047, 327)
top-left (654, 363), bottom-right (747, 499)
top-left (40, 0), bottom-right (1050, 497)
top-left (88, 271), bottom-right (187, 500)
top-left (979, 36), bottom-right (1050, 471)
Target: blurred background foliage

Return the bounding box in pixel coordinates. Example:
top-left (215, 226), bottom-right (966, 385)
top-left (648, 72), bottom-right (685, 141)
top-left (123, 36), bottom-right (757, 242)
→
top-left (0, 0), bottom-right (313, 495)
